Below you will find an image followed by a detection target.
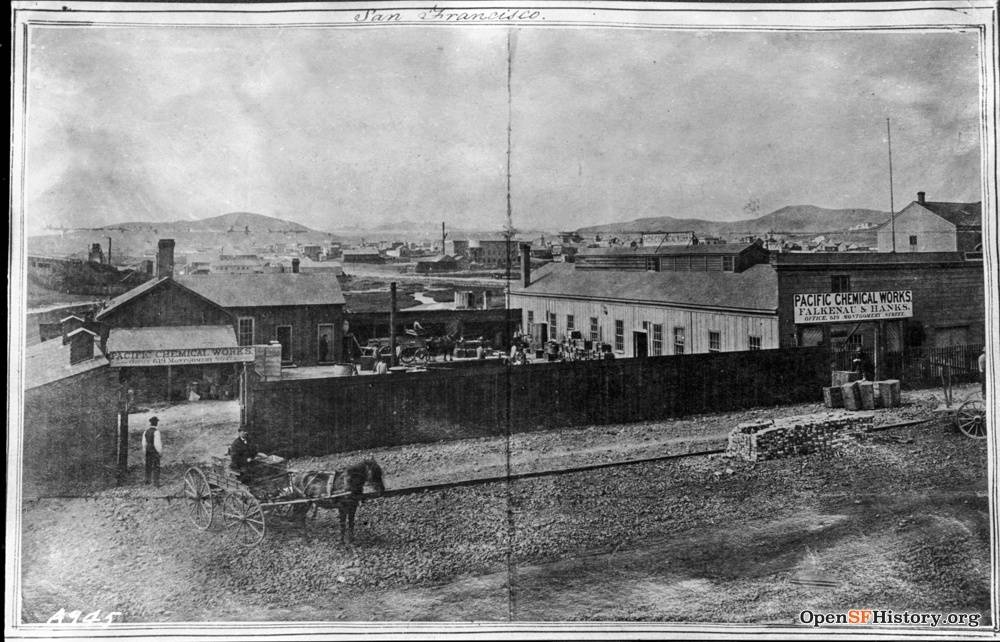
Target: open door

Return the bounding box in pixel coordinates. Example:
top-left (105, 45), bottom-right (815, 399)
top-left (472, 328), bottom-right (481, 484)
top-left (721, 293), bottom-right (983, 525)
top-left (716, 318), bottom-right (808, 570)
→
top-left (633, 331), bottom-right (648, 358)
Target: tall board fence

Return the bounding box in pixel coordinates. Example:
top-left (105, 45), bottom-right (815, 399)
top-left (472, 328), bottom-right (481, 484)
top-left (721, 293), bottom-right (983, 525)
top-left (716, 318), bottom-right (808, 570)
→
top-left (830, 343), bottom-right (983, 388)
top-left (248, 346), bottom-right (830, 458)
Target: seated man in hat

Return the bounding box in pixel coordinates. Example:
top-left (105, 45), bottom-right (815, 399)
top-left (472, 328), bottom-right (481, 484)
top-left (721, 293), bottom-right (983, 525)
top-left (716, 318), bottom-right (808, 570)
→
top-left (228, 427), bottom-right (262, 485)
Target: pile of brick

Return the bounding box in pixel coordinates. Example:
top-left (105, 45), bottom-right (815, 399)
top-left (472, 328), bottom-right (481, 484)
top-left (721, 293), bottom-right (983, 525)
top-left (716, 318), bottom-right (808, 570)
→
top-left (824, 375), bottom-right (900, 411)
top-left (726, 411), bottom-right (874, 462)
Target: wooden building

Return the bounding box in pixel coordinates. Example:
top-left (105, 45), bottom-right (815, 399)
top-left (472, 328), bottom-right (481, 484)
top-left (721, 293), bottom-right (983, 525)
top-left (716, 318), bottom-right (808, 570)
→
top-left (876, 192), bottom-right (982, 253)
top-left (511, 243), bottom-right (779, 357)
top-left (511, 241), bottom-right (985, 359)
top-left (414, 254), bottom-right (459, 274)
top-left (22, 328), bottom-right (120, 496)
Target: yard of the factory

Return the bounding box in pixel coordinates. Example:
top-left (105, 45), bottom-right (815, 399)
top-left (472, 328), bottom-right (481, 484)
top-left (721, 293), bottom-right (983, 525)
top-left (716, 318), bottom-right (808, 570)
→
top-left (17, 384), bottom-right (991, 628)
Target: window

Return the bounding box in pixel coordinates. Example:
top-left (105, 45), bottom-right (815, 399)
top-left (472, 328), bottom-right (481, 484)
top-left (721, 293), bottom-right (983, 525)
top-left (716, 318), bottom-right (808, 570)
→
top-left (566, 315), bottom-right (575, 333)
top-left (909, 235), bottom-right (918, 246)
top-left (644, 257), bottom-right (660, 271)
top-left (652, 324), bottom-right (663, 355)
top-left (709, 331), bottom-right (721, 353)
top-left (748, 335), bottom-right (762, 351)
top-left (237, 317), bottom-right (255, 346)
top-left (526, 311), bottom-right (534, 331)
top-left (831, 275), bottom-right (851, 292)
top-left (590, 317), bottom-right (599, 342)
top-left (722, 256), bottom-right (735, 272)
top-left (673, 327), bottom-right (685, 354)
top-left (549, 312), bottom-right (557, 339)
top-left (615, 320), bottom-right (624, 351)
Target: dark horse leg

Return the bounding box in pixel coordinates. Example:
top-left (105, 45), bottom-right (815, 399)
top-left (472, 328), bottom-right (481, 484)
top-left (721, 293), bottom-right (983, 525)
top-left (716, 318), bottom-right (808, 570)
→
top-left (291, 502), bottom-right (311, 541)
top-left (337, 503), bottom-right (349, 546)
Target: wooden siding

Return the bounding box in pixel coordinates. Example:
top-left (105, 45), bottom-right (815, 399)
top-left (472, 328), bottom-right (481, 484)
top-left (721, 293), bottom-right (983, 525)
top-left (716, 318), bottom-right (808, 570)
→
top-left (228, 304), bottom-right (343, 366)
top-left (775, 261), bottom-right (985, 348)
top-left (98, 280), bottom-right (233, 329)
top-left (23, 366), bottom-right (120, 496)
top-left (510, 293), bottom-right (778, 355)
top-left (876, 203), bottom-right (958, 253)
top-left (247, 346), bottom-right (828, 458)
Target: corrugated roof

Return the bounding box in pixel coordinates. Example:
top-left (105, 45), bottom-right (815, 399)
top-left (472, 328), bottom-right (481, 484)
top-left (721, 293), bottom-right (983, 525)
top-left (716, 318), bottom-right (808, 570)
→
top-left (176, 273), bottom-right (345, 307)
top-left (95, 276), bottom-right (170, 320)
top-left (106, 325), bottom-right (238, 352)
top-left (512, 263), bottom-right (779, 312)
top-left (24, 339), bottom-right (109, 389)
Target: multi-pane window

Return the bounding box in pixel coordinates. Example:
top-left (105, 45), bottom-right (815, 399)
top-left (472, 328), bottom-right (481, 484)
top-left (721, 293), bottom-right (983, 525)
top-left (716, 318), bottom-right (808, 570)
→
top-left (909, 235), bottom-right (918, 247)
top-left (237, 317), bottom-right (254, 346)
top-left (549, 312), bottom-right (558, 340)
top-left (709, 331), bottom-right (721, 353)
top-left (748, 335), bottom-right (762, 351)
top-left (831, 275), bottom-right (851, 292)
top-left (526, 311), bottom-right (534, 330)
top-left (722, 256), bottom-right (735, 272)
top-left (673, 327), bottom-right (685, 354)
top-left (614, 320), bottom-right (624, 351)
top-left (644, 257), bottom-right (660, 271)
top-left (652, 324), bottom-right (663, 355)
top-left (590, 317), bottom-right (599, 342)
top-left (566, 315), bottom-right (575, 333)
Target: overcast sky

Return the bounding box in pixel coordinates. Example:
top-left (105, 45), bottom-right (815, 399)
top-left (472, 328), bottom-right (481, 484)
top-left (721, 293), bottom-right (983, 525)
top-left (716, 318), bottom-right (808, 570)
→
top-left (22, 26), bottom-right (981, 234)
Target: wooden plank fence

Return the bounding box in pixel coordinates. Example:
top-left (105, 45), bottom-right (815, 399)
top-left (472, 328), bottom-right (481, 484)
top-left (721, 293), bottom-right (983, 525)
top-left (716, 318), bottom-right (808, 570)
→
top-left (248, 346), bottom-right (830, 458)
top-left (831, 343), bottom-right (983, 388)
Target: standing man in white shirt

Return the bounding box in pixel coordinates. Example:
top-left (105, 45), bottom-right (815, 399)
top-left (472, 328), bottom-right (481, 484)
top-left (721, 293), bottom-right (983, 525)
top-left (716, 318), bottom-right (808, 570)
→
top-left (142, 416), bottom-right (163, 487)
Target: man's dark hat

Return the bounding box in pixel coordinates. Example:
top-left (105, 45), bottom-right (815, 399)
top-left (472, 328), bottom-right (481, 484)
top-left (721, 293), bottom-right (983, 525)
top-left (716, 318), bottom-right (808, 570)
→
top-left (149, 416), bottom-right (159, 425)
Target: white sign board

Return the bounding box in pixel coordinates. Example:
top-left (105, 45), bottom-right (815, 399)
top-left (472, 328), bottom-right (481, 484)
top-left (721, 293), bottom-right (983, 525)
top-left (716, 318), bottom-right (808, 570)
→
top-left (108, 346), bottom-right (256, 367)
top-left (793, 290), bottom-right (913, 324)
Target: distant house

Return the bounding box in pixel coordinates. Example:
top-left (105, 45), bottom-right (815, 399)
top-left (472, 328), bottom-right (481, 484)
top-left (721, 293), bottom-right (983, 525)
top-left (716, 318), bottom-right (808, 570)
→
top-left (342, 248), bottom-right (384, 264)
top-left (877, 192), bottom-right (982, 253)
top-left (415, 254), bottom-right (458, 274)
top-left (213, 254), bottom-right (264, 273)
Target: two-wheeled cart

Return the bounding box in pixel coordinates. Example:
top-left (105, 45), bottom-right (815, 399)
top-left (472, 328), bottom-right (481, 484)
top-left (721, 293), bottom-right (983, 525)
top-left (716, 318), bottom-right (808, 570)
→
top-left (181, 456), bottom-right (350, 547)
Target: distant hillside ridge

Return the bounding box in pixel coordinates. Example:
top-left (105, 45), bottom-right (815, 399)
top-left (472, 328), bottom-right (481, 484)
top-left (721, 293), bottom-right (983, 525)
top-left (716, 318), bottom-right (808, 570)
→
top-left (575, 205), bottom-right (891, 236)
top-left (99, 211), bottom-right (316, 234)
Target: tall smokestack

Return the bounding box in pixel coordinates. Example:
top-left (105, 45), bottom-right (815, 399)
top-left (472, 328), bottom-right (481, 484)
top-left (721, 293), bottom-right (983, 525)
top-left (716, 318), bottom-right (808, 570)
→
top-left (520, 243), bottom-right (531, 287)
top-left (291, 258), bottom-right (300, 273)
top-left (917, 191), bottom-right (926, 205)
top-left (156, 239), bottom-right (175, 278)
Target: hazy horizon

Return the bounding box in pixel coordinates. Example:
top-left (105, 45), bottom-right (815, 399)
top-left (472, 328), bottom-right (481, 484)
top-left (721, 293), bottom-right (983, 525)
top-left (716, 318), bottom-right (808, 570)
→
top-left (22, 26), bottom-right (982, 236)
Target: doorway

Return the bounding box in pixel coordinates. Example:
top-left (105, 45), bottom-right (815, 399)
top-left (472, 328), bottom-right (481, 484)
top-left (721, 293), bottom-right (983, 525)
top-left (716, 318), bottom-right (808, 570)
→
top-left (276, 325), bottom-right (293, 363)
top-left (632, 331), bottom-right (648, 358)
top-left (317, 324), bottom-right (335, 363)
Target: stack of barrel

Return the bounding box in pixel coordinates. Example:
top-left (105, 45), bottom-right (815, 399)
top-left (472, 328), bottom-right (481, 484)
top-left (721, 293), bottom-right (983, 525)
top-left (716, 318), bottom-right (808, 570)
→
top-left (824, 370), bottom-right (900, 410)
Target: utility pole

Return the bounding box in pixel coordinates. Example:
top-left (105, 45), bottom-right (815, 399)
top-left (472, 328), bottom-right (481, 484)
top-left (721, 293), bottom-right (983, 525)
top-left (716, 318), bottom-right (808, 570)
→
top-left (106, 236), bottom-right (113, 265)
top-left (887, 118), bottom-right (896, 253)
top-left (441, 221), bottom-right (447, 255)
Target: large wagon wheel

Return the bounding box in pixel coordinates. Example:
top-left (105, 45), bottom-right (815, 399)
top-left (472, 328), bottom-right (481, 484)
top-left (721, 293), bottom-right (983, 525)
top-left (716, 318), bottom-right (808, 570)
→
top-left (182, 468), bottom-right (214, 530)
top-left (955, 398), bottom-right (987, 439)
top-left (222, 491), bottom-right (267, 547)
top-left (412, 347), bottom-right (429, 363)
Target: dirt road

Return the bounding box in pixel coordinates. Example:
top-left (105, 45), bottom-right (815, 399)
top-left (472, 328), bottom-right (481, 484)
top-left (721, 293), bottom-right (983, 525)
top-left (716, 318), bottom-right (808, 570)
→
top-left (17, 385), bottom-right (991, 628)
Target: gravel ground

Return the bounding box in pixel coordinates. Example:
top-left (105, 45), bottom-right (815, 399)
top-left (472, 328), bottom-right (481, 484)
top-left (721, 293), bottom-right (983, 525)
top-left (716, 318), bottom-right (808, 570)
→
top-left (17, 384), bottom-right (991, 624)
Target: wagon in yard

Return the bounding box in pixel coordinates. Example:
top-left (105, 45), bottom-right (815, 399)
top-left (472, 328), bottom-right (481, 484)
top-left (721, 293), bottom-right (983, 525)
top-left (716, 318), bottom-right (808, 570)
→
top-left (366, 336), bottom-right (430, 365)
top-left (932, 361), bottom-right (988, 440)
top-left (181, 455), bottom-right (352, 547)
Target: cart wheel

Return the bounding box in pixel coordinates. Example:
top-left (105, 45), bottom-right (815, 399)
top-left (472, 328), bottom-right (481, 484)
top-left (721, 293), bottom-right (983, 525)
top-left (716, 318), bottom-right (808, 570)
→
top-left (222, 491), bottom-right (266, 547)
top-left (182, 468), bottom-right (214, 530)
top-left (955, 399), bottom-right (987, 439)
top-left (413, 348), bottom-right (429, 363)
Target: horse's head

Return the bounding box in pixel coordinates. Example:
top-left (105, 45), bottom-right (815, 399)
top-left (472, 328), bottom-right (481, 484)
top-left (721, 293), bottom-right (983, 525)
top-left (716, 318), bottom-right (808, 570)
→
top-left (364, 459), bottom-right (385, 497)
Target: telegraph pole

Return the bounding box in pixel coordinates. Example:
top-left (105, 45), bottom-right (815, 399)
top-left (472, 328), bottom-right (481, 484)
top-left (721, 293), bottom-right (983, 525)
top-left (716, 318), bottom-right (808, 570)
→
top-left (887, 118), bottom-right (896, 253)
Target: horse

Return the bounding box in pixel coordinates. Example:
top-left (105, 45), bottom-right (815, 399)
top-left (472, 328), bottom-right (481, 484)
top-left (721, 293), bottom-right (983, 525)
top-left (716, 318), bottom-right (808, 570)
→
top-left (427, 333), bottom-right (461, 362)
top-left (283, 459), bottom-right (385, 544)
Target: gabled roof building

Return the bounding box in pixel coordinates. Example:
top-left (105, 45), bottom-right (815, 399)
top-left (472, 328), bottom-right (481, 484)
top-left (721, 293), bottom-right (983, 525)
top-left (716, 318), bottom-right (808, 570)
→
top-left (877, 192), bottom-right (982, 253)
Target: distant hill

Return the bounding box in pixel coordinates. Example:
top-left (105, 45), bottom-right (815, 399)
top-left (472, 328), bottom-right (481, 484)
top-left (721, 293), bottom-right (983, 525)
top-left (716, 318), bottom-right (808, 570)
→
top-left (100, 211), bottom-right (315, 234)
top-left (575, 205), bottom-right (891, 237)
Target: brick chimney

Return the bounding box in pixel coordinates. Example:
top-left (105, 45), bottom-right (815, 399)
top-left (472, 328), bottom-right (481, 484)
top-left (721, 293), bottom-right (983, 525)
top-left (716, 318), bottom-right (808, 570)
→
top-left (67, 328), bottom-right (97, 365)
top-left (917, 191), bottom-right (926, 205)
top-left (291, 258), bottom-right (300, 274)
top-left (157, 239), bottom-right (175, 278)
top-left (520, 243), bottom-right (531, 288)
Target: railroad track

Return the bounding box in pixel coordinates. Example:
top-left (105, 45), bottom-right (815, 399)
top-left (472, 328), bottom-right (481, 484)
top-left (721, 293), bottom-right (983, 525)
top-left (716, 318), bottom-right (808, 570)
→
top-left (360, 418), bottom-right (931, 501)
